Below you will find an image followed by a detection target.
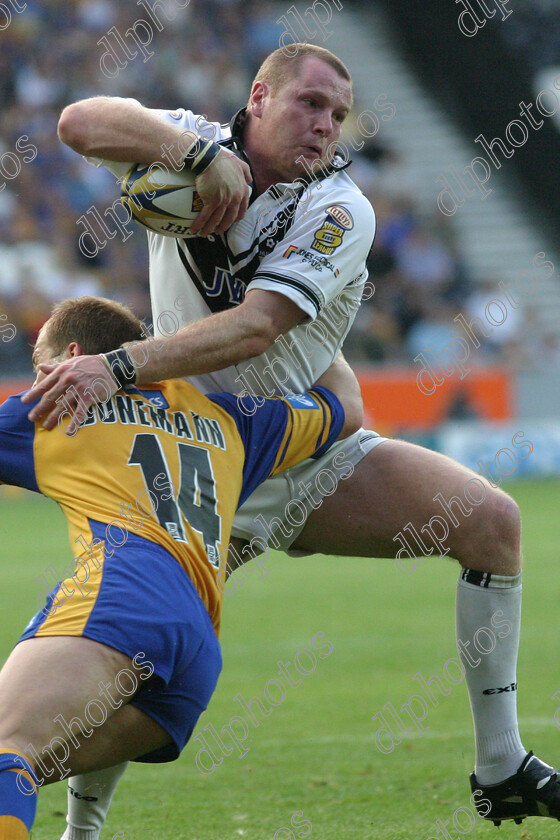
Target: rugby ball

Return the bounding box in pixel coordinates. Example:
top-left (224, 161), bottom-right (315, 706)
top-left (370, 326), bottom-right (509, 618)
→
top-left (121, 163), bottom-right (203, 237)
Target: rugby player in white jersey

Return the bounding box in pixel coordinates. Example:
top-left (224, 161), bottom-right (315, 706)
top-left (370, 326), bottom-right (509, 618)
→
top-left (25, 44), bottom-right (560, 837)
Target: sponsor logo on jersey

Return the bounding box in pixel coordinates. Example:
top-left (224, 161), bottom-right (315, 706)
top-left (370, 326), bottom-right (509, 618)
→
top-left (126, 388), bottom-right (170, 409)
top-left (192, 190), bottom-right (203, 213)
top-left (282, 244), bottom-right (339, 276)
top-left (326, 205), bottom-right (354, 230)
top-left (311, 206), bottom-right (353, 256)
top-left (283, 245), bottom-right (299, 259)
top-left (259, 236), bottom-right (277, 257)
top-left (285, 394), bottom-right (318, 409)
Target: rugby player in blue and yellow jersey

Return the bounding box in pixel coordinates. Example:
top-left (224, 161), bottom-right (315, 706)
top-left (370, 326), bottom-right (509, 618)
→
top-left (0, 295), bottom-right (360, 840)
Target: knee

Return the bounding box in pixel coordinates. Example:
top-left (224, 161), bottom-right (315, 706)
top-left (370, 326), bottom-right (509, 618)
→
top-left (483, 488), bottom-right (521, 562)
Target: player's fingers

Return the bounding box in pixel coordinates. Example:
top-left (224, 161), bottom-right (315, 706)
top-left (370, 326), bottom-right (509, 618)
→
top-left (38, 397), bottom-right (71, 431)
top-left (57, 405), bottom-right (79, 437)
top-left (213, 182), bottom-right (253, 234)
top-left (27, 390), bottom-right (64, 425)
top-left (214, 199), bottom-right (245, 234)
top-left (190, 202), bottom-right (218, 235)
top-left (218, 183), bottom-right (252, 232)
top-left (237, 161), bottom-right (252, 189)
top-left (49, 383), bottom-right (98, 432)
top-left (28, 376), bottom-right (89, 430)
top-left (237, 184), bottom-right (252, 220)
top-left (44, 393), bottom-right (78, 432)
top-left (191, 151), bottom-right (251, 235)
top-left (49, 390), bottom-right (88, 433)
top-left (21, 365), bottom-right (57, 403)
top-left (27, 376), bottom-right (71, 423)
top-left (196, 204), bottom-right (229, 238)
top-left (60, 404), bottom-right (87, 438)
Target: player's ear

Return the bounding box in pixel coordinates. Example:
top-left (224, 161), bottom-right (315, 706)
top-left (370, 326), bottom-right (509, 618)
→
top-left (68, 341), bottom-right (84, 358)
top-left (249, 81), bottom-right (269, 117)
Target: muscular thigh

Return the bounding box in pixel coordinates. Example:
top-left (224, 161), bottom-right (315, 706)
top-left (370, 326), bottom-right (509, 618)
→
top-left (0, 636), bottom-right (132, 752)
top-left (292, 439), bottom-right (519, 570)
top-left (40, 704), bottom-right (171, 781)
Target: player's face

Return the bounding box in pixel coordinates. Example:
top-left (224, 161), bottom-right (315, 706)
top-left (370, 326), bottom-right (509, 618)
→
top-left (251, 57), bottom-right (353, 187)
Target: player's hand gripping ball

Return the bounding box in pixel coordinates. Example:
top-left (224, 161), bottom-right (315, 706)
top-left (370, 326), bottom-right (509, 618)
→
top-left (121, 163), bottom-right (202, 237)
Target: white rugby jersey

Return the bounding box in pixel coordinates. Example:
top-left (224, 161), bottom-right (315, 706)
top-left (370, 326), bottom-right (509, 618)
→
top-left (89, 105), bottom-right (376, 397)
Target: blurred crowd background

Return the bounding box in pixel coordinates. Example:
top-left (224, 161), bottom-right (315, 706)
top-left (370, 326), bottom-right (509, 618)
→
top-left (0, 0), bottom-right (558, 378)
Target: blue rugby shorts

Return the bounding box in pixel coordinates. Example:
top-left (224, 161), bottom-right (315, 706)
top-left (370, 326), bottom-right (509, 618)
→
top-left (19, 522), bottom-right (222, 762)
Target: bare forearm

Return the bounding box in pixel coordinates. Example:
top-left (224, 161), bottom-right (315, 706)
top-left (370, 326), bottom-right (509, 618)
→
top-left (23, 291), bottom-right (304, 433)
top-left (58, 96), bottom-right (195, 165)
top-left (314, 352), bottom-right (364, 437)
top-left (126, 290), bottom-right (305, 383)
top-left (315, 353), bottom-right (359, 402)
top-left (129, 308), bottom-right (271, 384)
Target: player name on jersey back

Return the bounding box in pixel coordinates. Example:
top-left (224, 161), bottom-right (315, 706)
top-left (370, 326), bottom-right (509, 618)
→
top-left (81, 389), bottom-right (227, 451)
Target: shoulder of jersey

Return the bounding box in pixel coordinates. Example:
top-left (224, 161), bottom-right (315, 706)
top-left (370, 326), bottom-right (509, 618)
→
top-left (302, 169), bottom-right (375, 230)
top-left (155, 379), bottom-right (234, 418)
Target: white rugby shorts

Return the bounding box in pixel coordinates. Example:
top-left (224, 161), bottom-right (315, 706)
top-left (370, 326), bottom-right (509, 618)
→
top-left (231, 427), bottom-right (387, 553)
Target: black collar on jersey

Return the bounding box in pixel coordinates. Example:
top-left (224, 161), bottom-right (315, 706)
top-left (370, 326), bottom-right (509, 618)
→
top-left (228, 107), bottom-right (249, 150)
top-left (225, 106), bottom-right (352, 196)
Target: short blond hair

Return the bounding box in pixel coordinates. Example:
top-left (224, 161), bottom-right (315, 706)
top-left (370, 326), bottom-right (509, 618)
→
top-left (249, 44), bottom-right (352, 101)
top-left (46, 296), bottom-right (144, 356)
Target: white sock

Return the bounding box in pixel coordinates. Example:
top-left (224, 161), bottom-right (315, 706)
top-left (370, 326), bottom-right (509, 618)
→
top-left (456, 569), bottom-right (526, 785)
top-left (60, 763), bottom-right (129, 840)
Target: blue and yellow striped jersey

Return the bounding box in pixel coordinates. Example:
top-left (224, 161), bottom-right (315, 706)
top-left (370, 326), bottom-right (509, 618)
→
top-left (0, 380), bottom-right (343, 632)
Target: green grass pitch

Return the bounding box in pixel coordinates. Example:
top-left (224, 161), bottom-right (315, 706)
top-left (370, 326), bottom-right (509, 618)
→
top-left (1, 479), bottom-right (559, 840)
